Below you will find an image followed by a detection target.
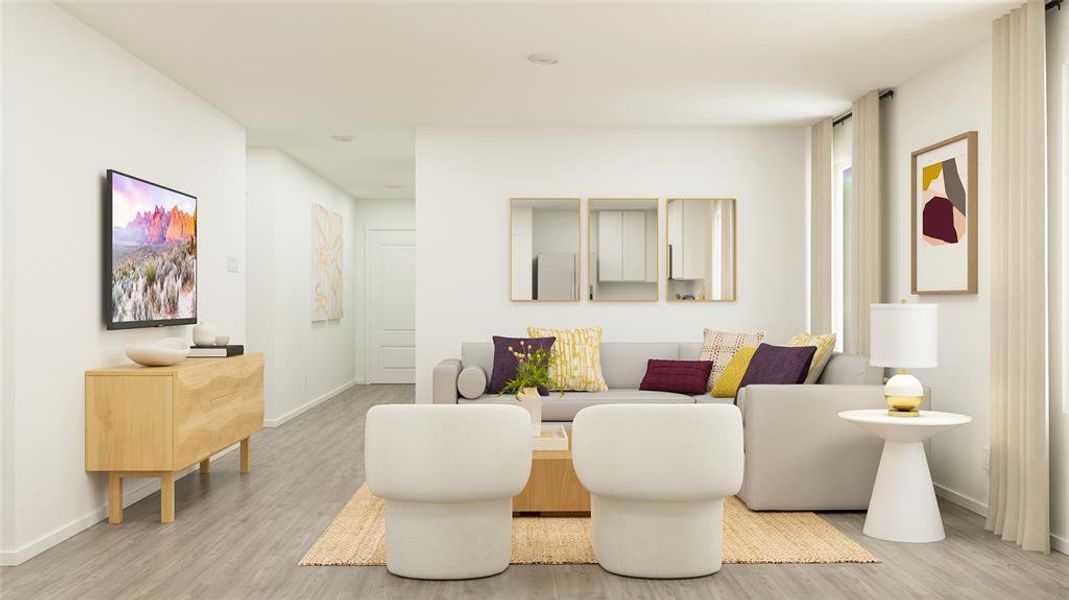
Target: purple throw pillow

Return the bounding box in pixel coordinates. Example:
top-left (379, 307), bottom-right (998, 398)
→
top-left (737, 343), bottom-right (817, 396)
top-left (639, 359), bottom-right (715, 395)
top-left (488, 336), bottom-right (556, 395)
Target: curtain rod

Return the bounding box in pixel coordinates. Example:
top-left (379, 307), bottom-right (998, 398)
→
top-left (1048, 0), bottom-right (1062, 11)
top-left (831, 89), bottom-right (895, 127)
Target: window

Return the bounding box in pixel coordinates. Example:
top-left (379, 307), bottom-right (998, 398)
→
top-left (831, 158), bottom-right (852, 352)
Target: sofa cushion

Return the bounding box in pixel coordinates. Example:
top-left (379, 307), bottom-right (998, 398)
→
top-left (488, 336), bottom-right (556, 394)
top-left (600, 343), bottom-right (680, 388)
top-left (738, 343), bottom-right (816, 393)
top-left (711, 347), bottom-right (758, 397)
top-left (527, 326), bottom-right (608, 392)
top-left (679, 343), bottom-right (703, 360)
top-left (457, 365), bottom-right (488, 399)
top-left (787, 332), bottom-right (837, 384)
top-left (461, 342), bottom-right (495, 375)
top-left (639, 359), bottom-right (714, 394)
top-left (818, 352), bottom-right (883, 385)
top-left (458, 389), bottom-right (695, 422)
top-left (699, 329), bottom-right (766, 391)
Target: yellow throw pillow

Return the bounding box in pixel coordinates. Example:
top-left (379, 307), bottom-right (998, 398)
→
top-left (527, 326), bottom-right (608, 392)
top-left (711, 347), bottom-right (758, 398)
top-left (699, 328), bottom-right (766, 391)
top-left (787, 332), bottom-right (837, 384)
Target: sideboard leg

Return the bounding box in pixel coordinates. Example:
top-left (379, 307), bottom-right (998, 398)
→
top-left (108, 473), bottom-right (123, 524)
top-left (160, 472), bottom-right (175, 524)
top-left (199, 459), bottom-right (211, 474)
top-left (240, 438), bottom-right (250, 474)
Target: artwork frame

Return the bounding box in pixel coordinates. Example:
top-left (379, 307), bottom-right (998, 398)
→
top-left (312, 203), bottom-right (344, 321)
top-left (911, 131), bottom-right (978, 295)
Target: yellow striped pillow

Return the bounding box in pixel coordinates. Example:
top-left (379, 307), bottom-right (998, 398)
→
top-left (787, 332), bottom-right (837, 384)
top-left (527, 326), bottom-right (608, 392)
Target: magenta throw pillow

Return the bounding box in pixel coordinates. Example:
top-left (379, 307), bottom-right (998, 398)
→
top-left (639, 359), bottom-right (715, 394)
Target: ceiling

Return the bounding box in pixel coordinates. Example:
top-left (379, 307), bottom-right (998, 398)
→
top-left (59, 0), bottom-right (1015, 200)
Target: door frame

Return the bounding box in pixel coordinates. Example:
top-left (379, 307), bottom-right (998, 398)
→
top-left (364, 228), bottom-right (416, 384)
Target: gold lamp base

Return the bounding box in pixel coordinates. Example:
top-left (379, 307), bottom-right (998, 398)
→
top-left (886, 395), bottom-right (922, 417)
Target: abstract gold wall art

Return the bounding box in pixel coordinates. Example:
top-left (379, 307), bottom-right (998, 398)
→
top-left (312, 203), bottom-right (344, 321)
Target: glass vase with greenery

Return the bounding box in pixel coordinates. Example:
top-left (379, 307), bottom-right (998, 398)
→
top-left (499, 340), bottom-right (557, 396)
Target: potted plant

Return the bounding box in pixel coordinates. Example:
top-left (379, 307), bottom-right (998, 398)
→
top-left (500, 341), bottom-right (557, 434)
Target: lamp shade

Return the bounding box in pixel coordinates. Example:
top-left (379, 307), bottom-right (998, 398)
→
top-left (869, 303), bottom-right (938, 368)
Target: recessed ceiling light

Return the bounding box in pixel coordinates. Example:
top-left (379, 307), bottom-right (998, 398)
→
top-left (330, 135), bottom-right (354, 143)
top-left (385, 184), bottom-right (404, 189)
top-left (526, 53), bottom-right (558, 66)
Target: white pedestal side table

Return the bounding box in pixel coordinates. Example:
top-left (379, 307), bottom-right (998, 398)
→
top-left (838, 409), bottom-right (972, 543)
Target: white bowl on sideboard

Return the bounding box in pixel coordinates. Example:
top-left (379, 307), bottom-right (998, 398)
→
top-left (126, 337), bottom-right (189, 367)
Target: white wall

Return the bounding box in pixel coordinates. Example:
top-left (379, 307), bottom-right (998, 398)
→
top-left (414, 127), bottom-right (807, 402)
top-left (881, 39), bottom-right (993, 514)
top-left (351, 198), bottom-right (415, 383)
top-left (1, 3), bottom-right (247, 564)
top-left (246, 148), bottom-right (358, 426)
top-left (1047, 6), bottom-right (1069, 555)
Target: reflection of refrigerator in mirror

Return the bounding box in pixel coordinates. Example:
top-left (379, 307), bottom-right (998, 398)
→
top-left (667, 198), bottom-right (735, 301)
top-left (534, 253), bottom-right (576, 300)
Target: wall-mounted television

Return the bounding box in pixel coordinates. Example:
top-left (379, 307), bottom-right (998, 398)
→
top-left (105, 170), bottom-right (197, 329)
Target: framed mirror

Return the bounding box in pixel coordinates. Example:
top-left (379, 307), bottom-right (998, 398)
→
top-left (510, 198), bottom-right (580, 301)
top-left (588, 198), bottom-right (658, 301)
top-left (665, 198), bottom-right (736, 302)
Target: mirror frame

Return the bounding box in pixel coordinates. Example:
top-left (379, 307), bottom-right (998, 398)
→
top-left (664, 197), bottom-right (738, 303)
top-left (509, 197), bottom-right (582, 302)
top-left (586, 198), bottom-right (660, 302)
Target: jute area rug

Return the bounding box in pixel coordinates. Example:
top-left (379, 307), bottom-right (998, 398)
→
top-left (300, 485), bottom-right (878, 566)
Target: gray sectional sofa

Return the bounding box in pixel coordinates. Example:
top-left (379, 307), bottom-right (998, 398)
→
top-left (433, 341), bottom-right (930, 511)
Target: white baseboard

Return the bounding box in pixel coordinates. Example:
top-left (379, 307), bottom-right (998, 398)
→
top-left (934, 484), bottom-right (1069, 556)
top-left (934, 483), bottom-right (989, 517)
top-left (263, 379), bottom-right (362, 427)
top-left (1052, 532), bottom-right (1068, 556)
top-left (0, 445), bottom-right (239, 566)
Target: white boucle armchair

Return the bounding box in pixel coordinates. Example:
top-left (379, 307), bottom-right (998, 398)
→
top-left (572, 403), bottom-right (744, 579)
top-left (364, 404), bottom-right (532, 580)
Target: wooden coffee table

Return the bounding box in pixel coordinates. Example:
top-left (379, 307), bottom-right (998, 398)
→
top-left (513, 426), bottom-right (590, 516)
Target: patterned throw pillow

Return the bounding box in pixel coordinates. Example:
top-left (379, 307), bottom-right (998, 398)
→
top-left (711, 347), bottom-right (758, 398)
top-left (526, 326), bottom-right (608, 392)
top-left (787, 332), bottom-right (837, 384)
top-left (699, 328), bottom-right (766, 391)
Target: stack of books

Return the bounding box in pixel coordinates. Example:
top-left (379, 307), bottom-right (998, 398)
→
top-left (188, 344), bottom-right (245, 358)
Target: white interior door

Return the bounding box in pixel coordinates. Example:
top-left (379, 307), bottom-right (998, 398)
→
top-left (367, 230), bottom-right (415, 383)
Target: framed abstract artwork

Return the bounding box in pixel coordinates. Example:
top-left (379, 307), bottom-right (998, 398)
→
top-left (312, 203), bottom-right (344, 321)
top-left (911, 131), bottom-right (978, 295)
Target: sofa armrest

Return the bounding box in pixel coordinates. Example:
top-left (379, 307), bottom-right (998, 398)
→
top-left (736, 384), bottom-right (931, 510)
top-left (432, 359), bottom-right (462, 404)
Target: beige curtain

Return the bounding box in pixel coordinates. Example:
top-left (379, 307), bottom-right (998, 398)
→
top-left (987, 0), bottom-right (1050, 553)
top-left (845, 91), bottom-right (881, 355)
top-left (810, 118), bottom-right (833, 333)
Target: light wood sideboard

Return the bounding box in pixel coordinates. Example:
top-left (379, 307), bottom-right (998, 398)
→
top-left (85, 353), bottom-right (264, 524)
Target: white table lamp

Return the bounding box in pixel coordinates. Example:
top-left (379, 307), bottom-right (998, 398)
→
top-left (870, 302), bottom-right (938, 417)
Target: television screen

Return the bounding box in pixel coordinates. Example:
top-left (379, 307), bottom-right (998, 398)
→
top-left (106, 170), bottom-right (197, 329)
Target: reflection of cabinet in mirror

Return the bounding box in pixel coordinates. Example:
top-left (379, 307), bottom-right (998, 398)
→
top-left (510, 198), bottom-right (580, 301)
top-left (666, 198), bottom-right (736, 302)
top-left (588, 199), bottom-right (658, 301)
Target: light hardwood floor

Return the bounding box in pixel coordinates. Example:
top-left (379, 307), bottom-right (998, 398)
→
top-left (2, 385), bottom-right (1067, 599)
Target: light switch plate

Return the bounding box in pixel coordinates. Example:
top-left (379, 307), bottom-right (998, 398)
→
top-left (227, 255), bottom-right (239, 273)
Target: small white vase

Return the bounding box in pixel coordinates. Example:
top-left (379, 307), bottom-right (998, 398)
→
top-left (516, 387), bottom-right (542, 435)
top-left (192, 323), bottom-right (217, 347)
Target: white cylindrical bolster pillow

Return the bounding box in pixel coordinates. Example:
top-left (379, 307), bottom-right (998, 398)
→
top-left (457, 366), bottom-right (488, 399)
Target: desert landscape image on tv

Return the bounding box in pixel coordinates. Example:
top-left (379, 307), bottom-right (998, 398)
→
top-left (110, 172), bottom-right (197, 325)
